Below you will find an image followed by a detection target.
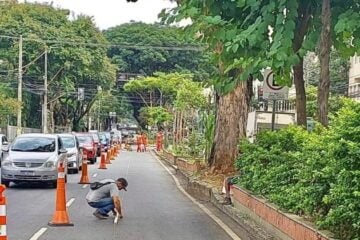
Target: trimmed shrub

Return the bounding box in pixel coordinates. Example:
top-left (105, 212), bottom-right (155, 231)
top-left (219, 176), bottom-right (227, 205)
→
top-left (236, 99), bottom-right (360, 239)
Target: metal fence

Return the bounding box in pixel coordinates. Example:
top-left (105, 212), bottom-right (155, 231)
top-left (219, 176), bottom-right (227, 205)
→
top-left (0, 125), bottom-right (41, 142)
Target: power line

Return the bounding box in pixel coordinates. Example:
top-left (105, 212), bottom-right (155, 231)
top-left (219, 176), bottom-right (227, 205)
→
top-left (0, 35), bottom-right (203, 52)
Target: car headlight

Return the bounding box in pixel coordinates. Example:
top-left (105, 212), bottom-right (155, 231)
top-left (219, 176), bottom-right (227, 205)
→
top-left (2, 160), bottom-right (13, 167)
top-left (67, 153), bottom-right (76, 158)
top-left (43, 161), bottom-right (56, 169)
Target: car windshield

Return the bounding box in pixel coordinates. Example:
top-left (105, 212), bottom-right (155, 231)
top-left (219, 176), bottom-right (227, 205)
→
top-left (99, 133), bottom-right (106, 141)
top-left (91, 133), bottom-right (99, 142)
top-left (61, 137), bottom-right (75, 148)
top-left (77, 135), bottom-right (92, 144)
top-left (11, 137), bottom-right (56, 152)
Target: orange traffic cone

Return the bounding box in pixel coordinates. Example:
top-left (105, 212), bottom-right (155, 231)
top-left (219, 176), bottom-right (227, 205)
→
top-left (0, 185), bottom-right (7, 239)
top-left (98, 153), bottom-right (107, 170)
top-left (111, 147), bottom-right (115, 160)
top-left (48, 162), bottom-right (74, 226)
top-left (116, 145), bottom-right (120, 155)
top-left (105, 150), bottom-right (111, 164)
top-left (78, 154), bottom-right (90, 184)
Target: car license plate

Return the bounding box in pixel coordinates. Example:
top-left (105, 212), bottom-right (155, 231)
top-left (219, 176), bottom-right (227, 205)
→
top-left (20, 171), bottom-right (35, 175)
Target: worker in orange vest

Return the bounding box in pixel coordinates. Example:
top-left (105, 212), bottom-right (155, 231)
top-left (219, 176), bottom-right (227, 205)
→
top-left (136, 133), bottom-right (142, 152)
top-left (142, 133), bottom-right (148, 152)
top-left (156, 130), bottom-right (163, 151)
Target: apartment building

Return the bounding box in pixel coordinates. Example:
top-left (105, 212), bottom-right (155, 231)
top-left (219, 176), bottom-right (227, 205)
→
top-left (349, 55), bottom-right (360, 101)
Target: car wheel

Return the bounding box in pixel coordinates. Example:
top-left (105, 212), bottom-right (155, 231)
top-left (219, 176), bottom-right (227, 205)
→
top-left (1, 180), bottom-right (10, 188)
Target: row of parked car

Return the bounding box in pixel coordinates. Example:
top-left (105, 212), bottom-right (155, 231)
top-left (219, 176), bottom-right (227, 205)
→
top-left (0, 129), bottom-right (122, 188)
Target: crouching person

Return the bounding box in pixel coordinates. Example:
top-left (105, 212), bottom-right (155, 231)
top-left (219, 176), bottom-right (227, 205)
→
top-left (86, 178), bottom-right (128, 219)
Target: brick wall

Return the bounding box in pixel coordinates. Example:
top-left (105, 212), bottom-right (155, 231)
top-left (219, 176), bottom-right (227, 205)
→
top-left (231, 185), bottom-right (331, 240)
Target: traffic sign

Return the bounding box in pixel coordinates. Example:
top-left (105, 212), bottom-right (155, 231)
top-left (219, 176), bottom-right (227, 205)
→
top-left (262, 69), bottom-right (289, 100)
top-left (77, 88), bottom-right (84, 101)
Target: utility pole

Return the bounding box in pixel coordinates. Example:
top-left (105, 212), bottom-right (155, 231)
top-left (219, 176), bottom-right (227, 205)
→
top-left (42, 47), bottom-right (48, 133)
top-left (97, 86), bottom-right (102, 131)
top-left (17, 35), bottom-right (23, 135)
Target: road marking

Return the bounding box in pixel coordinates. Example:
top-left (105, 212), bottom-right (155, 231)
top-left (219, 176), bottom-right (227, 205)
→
top-left (151, 152), bottom-right (242, 240)
top-left (82, 184), bottom-right (88, 189)
top-left (66, 198), bottom-right (75, 208)
top-left (92, 173), bottom-right (97, 178)
top-left (29, 227), bottom-right (47, 240)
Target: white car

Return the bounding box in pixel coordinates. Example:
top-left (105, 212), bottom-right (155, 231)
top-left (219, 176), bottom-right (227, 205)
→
top-left (110, 129), bottom-right (122, 144)
top-left (59, 134), bottom-right (82, 174)
top-left (1, 133), bottom-right (68, 188)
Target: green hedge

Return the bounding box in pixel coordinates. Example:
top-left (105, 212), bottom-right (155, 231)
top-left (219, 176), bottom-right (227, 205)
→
top-left (236, 99), bottom-right (360, 239)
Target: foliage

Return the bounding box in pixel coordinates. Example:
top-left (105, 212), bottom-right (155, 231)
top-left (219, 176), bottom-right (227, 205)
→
top-left (306, 86), bottom-right (347, 118)
top-left (174, 80), bottom-right (206, 111)
top-left (124, 72), bottom-right (195, 107)
top-left (0, 1), bottom-right (116, 130)
top-left (200, 110), bottom-right (215, 162)
top-left (138, 106), bottom-right (172, 129)
top-left (104, 22), bottom-right (213, 81)
top-left (304, 50), bottom-right (350, 96)
top-left (0, 93), bottom-right (20, 125)
top-left (124, 72), bottom-right (206, 121)
top-left (89, 91), bottom-right (133, 130)
top-left (236, 99), bottom-right (360, 239)
top-left (173, 131), bottom-right (205, 159)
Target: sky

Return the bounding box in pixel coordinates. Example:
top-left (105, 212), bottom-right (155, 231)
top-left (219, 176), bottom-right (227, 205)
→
top-left (20, 0), bottom-right (177, 30)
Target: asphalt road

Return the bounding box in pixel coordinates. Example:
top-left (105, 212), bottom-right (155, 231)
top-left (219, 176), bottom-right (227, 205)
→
top-left (2, 147), bottom-right (248, 240)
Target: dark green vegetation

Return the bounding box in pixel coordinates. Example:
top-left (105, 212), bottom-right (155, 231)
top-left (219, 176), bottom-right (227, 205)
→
top-left (0, 1), bottom-right (116, 130)
top-left (236, 99), bottom-right (360, 239)
top-left (104, 22), bottom-right (213, 81)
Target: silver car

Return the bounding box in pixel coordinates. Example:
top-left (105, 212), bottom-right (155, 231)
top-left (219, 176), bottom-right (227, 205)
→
top-left (1, 133), bottom-right (68, 188)
top-left (59, 133), bottom-right (81, 174)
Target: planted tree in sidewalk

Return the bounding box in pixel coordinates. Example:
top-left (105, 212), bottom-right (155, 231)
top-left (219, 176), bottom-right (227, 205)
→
top-left (124, 72), bottom-right (205, 152)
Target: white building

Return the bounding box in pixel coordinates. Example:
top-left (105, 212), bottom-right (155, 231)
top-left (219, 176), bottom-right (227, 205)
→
top-left (349, 55), bottom-right (360, 101)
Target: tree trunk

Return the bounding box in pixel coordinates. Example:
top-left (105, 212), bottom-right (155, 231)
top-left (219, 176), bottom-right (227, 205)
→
top-left (293, 60), bottom-right (307, 126)
top-left (210, 81), bottom-right (249, 173)
top-left (292, 2), bottom-right (312, 127)
top-left (318, 0), bottom-right (331, 126)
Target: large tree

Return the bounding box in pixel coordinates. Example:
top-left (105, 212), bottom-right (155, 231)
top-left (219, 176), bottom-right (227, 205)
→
top-left (162, 0), bottom-right (360, 171)
top-left (0, 1), bottom-right (116, 130)
top-left (104, 22), bottom-right (213, 81)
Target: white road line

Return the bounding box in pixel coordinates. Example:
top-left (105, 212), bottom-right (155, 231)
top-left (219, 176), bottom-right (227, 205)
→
top-left (66, 198), bottom-right (75, 208)
top-left (29, 227), bottom-right (47, 240)
top-left (151, 152), bottom-right (242, 240)
top-left (125, 155), bottom-right (131, 176)
top-left (92, 173), bottom-right (98, 178)
top-left (82, 184), bottom-right (88, 189)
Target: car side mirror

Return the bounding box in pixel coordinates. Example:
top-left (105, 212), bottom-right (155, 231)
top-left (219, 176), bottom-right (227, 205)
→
top-left (59, 148), bottom-right (67, 154)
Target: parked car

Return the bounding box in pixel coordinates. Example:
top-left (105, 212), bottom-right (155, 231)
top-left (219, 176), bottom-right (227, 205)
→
top-left (89, 130), bottom-right (101, 157)
top-left (74, 133), bottom-right (97, 164)
top-left (0, 134), bottom-right (9, 167)
top-left (59, 133), bottom-right (82, 174)
top-left (1, 133), bottom-right (68, 188)
top-left (98, 132), bottom-right (110, 152)
top-left (110, 129), bottom-right (122, 144)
